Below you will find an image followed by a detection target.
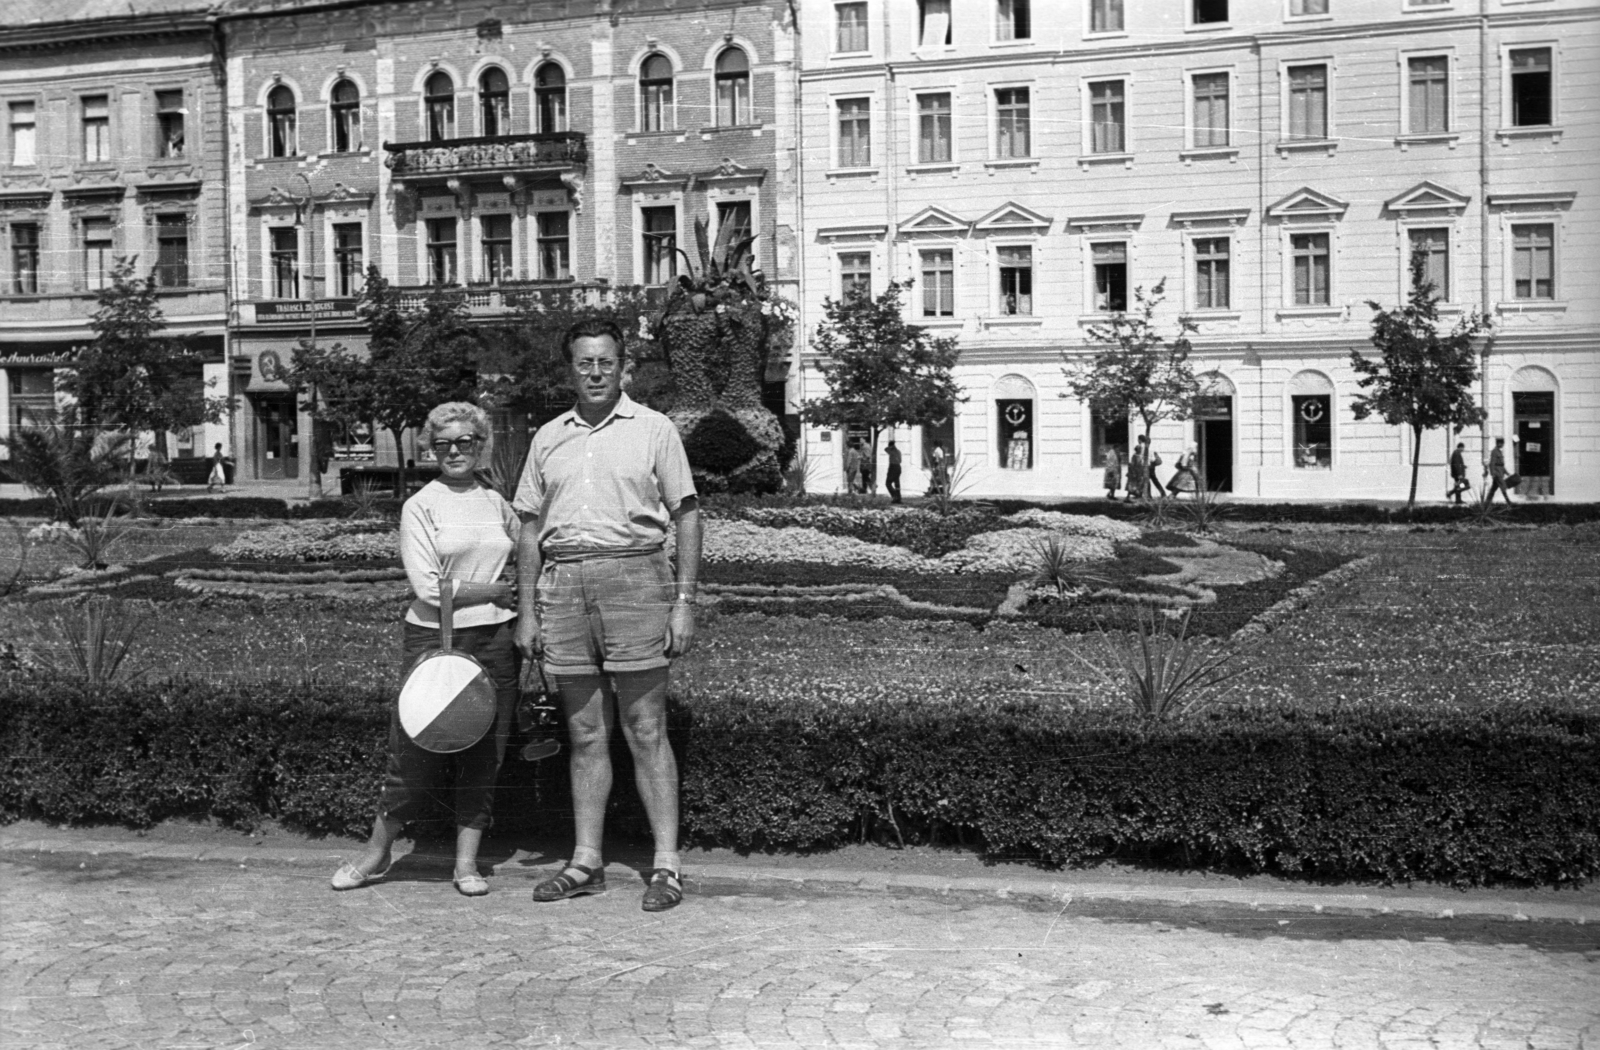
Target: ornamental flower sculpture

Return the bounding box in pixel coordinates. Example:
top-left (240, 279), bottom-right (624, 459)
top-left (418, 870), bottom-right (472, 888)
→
top-left (649, 216), bottom-right (796, 493)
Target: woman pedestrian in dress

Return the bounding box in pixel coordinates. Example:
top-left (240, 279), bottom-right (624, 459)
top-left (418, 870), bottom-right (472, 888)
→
top-left (1125, 442), bottom-right (1147, 503)
top-left (1102, 446), bottom-right (1122, 500)
top-left (331, 401), bottom-right (522, 897)
top-left (1170, 445), bottom-right (1199, 498)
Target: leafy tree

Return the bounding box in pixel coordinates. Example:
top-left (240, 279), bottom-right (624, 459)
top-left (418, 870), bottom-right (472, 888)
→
top-left (287, 267), bottom-right (482, 495)
top-left (800, 280), bottom-right (963, 493)
top-left (57, 258), bottom-right (228, 456)
top-left (1060, 280), bottom-right (1200, 450)
top-left (1350, 252), bottom-right (1491, 510)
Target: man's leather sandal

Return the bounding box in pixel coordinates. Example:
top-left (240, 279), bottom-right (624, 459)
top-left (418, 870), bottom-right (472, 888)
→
top-left (531, 863), bottom-right (606, 901)
top-left (641, 868), bottom-right (682, 912)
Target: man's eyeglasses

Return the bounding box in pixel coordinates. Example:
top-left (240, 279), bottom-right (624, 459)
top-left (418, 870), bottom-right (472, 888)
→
top-left (430, 436), bottom-right (483, 455)
top-left (574, 359), bottom-right (620, 376)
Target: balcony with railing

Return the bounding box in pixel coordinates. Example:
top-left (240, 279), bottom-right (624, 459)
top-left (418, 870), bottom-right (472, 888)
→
top-left (388, 280), bottom-right (666, 315)
top-left (383, 132), bottom-right (586, 179)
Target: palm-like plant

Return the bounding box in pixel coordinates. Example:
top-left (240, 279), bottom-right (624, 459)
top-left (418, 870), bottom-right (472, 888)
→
top-left (1179, 484), bottom-right (1231, 533)
top-left (42, 597), bottom-right (148, 690)
top-left (1078, 605), bottom-right (1248, 719)
top-left (1030, 536), bottom-right (1112, 597)
top-left (1, 417), bottom-right (131, 525)
top-left (62, 499), bottom-right (133, 570)
top-left (665, 216), bottom-right (762, 316)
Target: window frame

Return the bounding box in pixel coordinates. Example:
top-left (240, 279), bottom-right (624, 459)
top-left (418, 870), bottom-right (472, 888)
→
top-left (918, 246), bottom-right (957, 319)
top-left (329, 78), bottom-right (363, 153)
top-left (1189, 0), bottom-right (1230, 30)
top-left (81, 93), bottom-right (112, 164)
top-left (1502, 42), bottom-right (1557, 132)
top-left (535, 208), bottom-right (572, 281)
top-left (993, 242), bottom-right (1035, 318)
top-left (81, 216), bottom-right (116, 292)
top-left (913, 89), bottom-right (955, 166)
top-left (1403, 224), bottom-right (1452, 303)
top-left (638, 52), bottom-right (676, 133)
top-left (267, 224), bottom-right (300, 299)
top-left (7, 99), bottom-right (37, 168)
top-left (1507, 220), bottom-right (1557, 303)
top-left (533, 62), bottom-right (568, 135)
top-left (1187, 67), bottom-right (1234, 151)
top-left (638, 202), bottom-right (680, 285)
top-left (992, 83), bottom-right (1033, 160)
top-left (1191, 234), bottom-right (1233, 312)
top-left (1280, 59), bottom-right (1335, 147)
top-left (479, 213), bottom-right (514, 285)
top-left (1290, 391), bottom-right (1334, 470)
top-left (1083, 76), bottom-right (1129, 157)
top-left (1086, 0), bottom-right (1125, 37)
top-left (153, 213), bottom-right (190, 288)
top-left (836, 248), bottom-right (874, 301)
top-left (714, 47), bottom-right (752, 128)
top-left (477, 66), bottom-right (511, 139)
top-left (994, 0), bottom-right (1031, 44)
top-left (154, 88), bottom-right (186, 160)
top-left (265, 84), bottom-right (298, 158)
top-left (1089, 239), bottom-right (1130, 314)
top-left (835, 95), bottom-right (873, 169)
top-left (9, 221), bottom-right (41, 295)
top-left (425, 216), bottom-right (459, 286)
top-left (1399, 50), bottom-right (1454, 139)
top-left (917, 0), bottom-right (953, 49)
top-left (834, 1), bottom-right (870, 55)
top-left (1286, 0), bottom-right (1330, 19)
top-left (423, 70), bottom-right (457, 143)
top-left (329, 220), bottom-right (365, 298)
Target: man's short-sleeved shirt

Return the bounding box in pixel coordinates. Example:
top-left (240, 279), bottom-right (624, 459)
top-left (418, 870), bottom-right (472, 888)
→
top-left (512, 393), bottom-right (696, 555)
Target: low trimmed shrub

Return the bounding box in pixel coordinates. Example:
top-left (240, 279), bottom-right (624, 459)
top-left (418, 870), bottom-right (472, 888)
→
top-left (2, 676), bottom-right (1594, 886)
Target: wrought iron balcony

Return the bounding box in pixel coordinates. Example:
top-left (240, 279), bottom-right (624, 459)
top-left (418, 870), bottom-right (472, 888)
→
top-left (383, 132), bottom-right (586, 178)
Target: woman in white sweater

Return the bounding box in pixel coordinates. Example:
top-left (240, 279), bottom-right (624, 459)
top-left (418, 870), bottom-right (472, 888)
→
top-left (332, 402), bottom-right (521, 897)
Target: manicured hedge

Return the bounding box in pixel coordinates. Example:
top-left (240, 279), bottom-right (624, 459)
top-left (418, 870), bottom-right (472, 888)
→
top-left (981, 497), bottom-right (1600, 527)
top-left (3, 675), bottom-right (1595, 886)
top-left (0, 495), bottom-right (375, 521)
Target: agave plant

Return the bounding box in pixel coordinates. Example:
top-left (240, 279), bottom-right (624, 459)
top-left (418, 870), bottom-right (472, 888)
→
top-left (40, 597), bottom-right (149, 690)
top-left (1030, 535), bottom-right (1113, 597)
top-left (1078, 604), bottom-right (1249, 720)
top-left (1179, 484), bottom-right (1232, 533)
top-left (664, 216), bottom-right (762, 317)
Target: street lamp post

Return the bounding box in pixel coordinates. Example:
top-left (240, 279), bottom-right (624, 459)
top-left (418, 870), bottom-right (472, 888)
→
top-left (277, 170), bottom-right (323, 499)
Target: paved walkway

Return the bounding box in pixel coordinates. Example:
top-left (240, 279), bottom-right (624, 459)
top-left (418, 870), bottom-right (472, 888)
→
top-left (2, 832), bottom-right (1596, 1049)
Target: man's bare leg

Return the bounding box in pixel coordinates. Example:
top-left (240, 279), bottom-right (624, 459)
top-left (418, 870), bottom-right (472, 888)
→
top-left (615, 667), bottom-right (679, 873)
top-left (554, 672), bottom-right (614, 880)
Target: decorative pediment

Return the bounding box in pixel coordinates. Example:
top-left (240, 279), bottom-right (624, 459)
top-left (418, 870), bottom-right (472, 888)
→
top-left (1487, 191), bottom-right (1576, 211)
top-left (1266, 187), bottom-right (1348, 221)
top-left (816, 223), bottom-right (888, 241)
top-left (974, 201), bottom-right (1053, 233)
top-left (1170, 207), bottom-right (1250, 229)
top-left (620, 162), bottom-right (688, 190)
top-left (250, 185), bottom-right (300, 209)
top-left (702, 157), bottom-right (766, 183)
top-left (1384, 181), bottom-right (1470, 217)
top-left (0, 188), bottom-right (54, 212)
top-left (61, 184), bottom-right (127, 205)
top-left (897, 205), bottom-right (969, 236)
top-left (1065, 212), bottom-right (1144, 233)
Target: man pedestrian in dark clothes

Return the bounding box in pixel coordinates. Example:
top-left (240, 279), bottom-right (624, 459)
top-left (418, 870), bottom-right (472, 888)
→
top-left (1485, 437), bottom-right (1514, 505)
top-left (1447, 442), bottom-right (1470, 504)
top-left (884, 440), bottom-right (902, 504)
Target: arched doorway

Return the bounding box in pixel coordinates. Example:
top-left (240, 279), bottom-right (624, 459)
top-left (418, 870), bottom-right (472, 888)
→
top-left (993, 374), bottom-right (1035, 470)
top-left (1511, 366), bottom-right (1558, 496)
top-left (1194, 372), bottom-right (1235, 492)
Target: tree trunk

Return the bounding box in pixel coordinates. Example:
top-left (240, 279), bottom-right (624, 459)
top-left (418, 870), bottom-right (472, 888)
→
top-left (392, 426), bottom-right (407, 498)
top-left (1407, 425), bottom-right (1423, 512)
top-left (867, 428), bottom-right (880, 495)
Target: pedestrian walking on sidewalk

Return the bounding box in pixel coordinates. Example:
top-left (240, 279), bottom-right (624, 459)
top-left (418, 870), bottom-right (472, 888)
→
top-left (1448, 442), bottom-right (1470, 504)
top-left (331, 401), bottom-right (522, 898)
top-left (884, 440), bottom-right (903, 504)
top-left (1102, 446), bottom-right (1122, 500)
top-left (206, 443), bottom-right (227, 492)
top-left (1169, 446), bottom-right (1198, 498)
top-left (1485, 437), bottom-right (1515, 505)
top-left (514, 319), bottom-right (701, 913)
top-left (1145, 439), bottom-right (1167, 497)
top-left (844, 441), bottom-right (862, 495)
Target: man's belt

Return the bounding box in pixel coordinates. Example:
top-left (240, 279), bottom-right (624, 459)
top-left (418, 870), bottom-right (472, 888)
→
top-left (542, 546), bottom-right (664, 565)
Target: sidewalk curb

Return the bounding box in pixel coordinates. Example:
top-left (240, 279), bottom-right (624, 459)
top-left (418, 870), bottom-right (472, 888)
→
top-left (4, 830), bottom-right (1594, 925)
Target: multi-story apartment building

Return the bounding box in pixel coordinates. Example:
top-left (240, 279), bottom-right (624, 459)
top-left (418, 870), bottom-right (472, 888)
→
top-left (220, 0), bottom-right (799, 484)
top-left (0, 0), bottom-right (230, 464)
top-left (797, 0), bottom-right (1598, 502)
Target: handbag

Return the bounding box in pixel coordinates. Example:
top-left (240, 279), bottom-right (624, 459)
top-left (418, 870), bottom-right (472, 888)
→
top-left (1505, 473), bottom-right (1522, 490)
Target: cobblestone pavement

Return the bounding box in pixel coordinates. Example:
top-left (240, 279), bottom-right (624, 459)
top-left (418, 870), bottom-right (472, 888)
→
top-left (2, 855), bottom-right (1596, 1050)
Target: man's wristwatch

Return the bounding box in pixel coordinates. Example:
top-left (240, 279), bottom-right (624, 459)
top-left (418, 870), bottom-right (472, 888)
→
top-left (674, 593), bottom-right (696, 605)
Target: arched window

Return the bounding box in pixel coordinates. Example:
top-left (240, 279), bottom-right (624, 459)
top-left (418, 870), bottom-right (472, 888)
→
top-left (1289, 370), bottom-right (1334, 470)
top-left (534, 62), bottom-right (567, 134)
top-left (993, 374), bottom-right (1035, 471)
top-left (714, 47), bottom-right (750, 126)
top-left (424, 71), bottom-right (455, 142)
top-left (639, 53), bottom-right (673, 132)
top-left (330, 78), bottom-right (361, 152)
top-left (479, 67), bottom-right (509, 137)
top-left (267, 84), bottom-right (297, 157)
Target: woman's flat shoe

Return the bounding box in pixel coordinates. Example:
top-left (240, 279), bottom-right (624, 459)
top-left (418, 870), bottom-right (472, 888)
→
top-left (454, 871), bottom-right (490, 897)
top-left (330, 860), bottom-right (388, 891)
top-left (531, 863), bottom-right (606, 902)
top-left (641, 868), bottom-right (682, 912)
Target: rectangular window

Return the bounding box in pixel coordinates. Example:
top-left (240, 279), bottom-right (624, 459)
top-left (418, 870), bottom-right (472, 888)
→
top-left (1291, 0), bottom-right (1328, 13)
top-left (839, 251), bottom-right (871, 300)
top-left (426, 218), bottom-right (458, 285)
top-left (1090, 0), bottom-right (1123, 32)
top-left (1512, 223), bottom-right (1554, 300)
top-left (835, 2), bottom-right (869, 52)
top-left (918, 93), bottom-right (952, 163)
top-left (996, 0), bottom-right (1031, 41)
top-left (1092, 242), bottom-right (1128, 312)
top-left (10, 101), bottom-right (37, 166)
top-left (641, 206), bottom-right (676, 284)
top-left (1091, 409), bottom-right (1128, 469)
top-left (716, 201), bottom-right (753, 247)
top-left (1193, 0), bottom-right (1228, 24)
top-left (83, 218), bottom-right (114, 291)
top-left (1408, 56), bottom-right (1449, 134)
top-left (1193, 72), bottom-right (1230, 147)
top-left (919, 0), bottom-right (952, 47)
top-left (997, 246), bottom-right (1032, 316)
top-left (920, 249), bottom-right (954, 317)
top-left (155, 214), bottom-right (188, 287)
top-left (1292, 395), bottom-right (1332, 469)
top-left (995, 87), bottom-right (1030, 158)
top-left (1089, 80), bottom-right (1125, 154)
top-left (270, 226), bottom-right (298, 298)
top-left (1407, 227), bottom-right (1449, 300)
top-left (1288, 64), bottom-right (1328, 140)
top-left (11, 223), bottom-right (40, 294)
top-left (481, 214), bottom-right (512, 284)
top-left (837, 98), bottom-right (871, 167)
top-left (332, 222), bottom-right (363, 297)
top-left (537, 211), bottom-right (571, 280)
top-left (1194, 237), bottom-right (1230, 309)
top-left (156, 89), bottom-right (185, 158)
top-left (1510, 48), bottom-right (1552, 127)
top-left (1292, 232), bottom-right (1331, 305)
top-left (82, 95), bottom-right (110, 163)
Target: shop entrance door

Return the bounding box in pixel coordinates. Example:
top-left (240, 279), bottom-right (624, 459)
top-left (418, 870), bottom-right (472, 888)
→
top-left (258, 396), bottom-right (299, 479)
top-left (1194, 396), bottom-right (1233, 493)
top-left (1513, 392), bottom-right (1554, 496)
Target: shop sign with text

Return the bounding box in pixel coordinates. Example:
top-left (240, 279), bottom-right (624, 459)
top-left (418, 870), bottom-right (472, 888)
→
top-left (255, 300), bottom-right (359, 323)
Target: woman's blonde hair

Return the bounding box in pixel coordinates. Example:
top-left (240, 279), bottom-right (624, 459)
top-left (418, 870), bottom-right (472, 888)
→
top-left (422, 401), bottom-right (492, 452)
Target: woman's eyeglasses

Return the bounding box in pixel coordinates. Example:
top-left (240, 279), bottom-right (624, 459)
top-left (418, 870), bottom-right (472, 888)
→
top-left (430, 436), bottom-right (483, 455)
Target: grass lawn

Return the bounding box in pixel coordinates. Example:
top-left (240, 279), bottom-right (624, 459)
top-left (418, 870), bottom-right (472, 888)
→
top-left (2, 520), bottom-right (1594, 715)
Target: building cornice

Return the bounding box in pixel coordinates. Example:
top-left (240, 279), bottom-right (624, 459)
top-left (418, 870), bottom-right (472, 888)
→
top-left (0, 12), bottom-right (213, 53)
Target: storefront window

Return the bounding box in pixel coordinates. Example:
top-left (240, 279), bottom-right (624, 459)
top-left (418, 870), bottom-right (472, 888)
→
top-left (1293, 394), bottom-right (1332, 468)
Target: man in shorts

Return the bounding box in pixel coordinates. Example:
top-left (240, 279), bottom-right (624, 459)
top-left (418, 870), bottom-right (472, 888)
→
top-left (513, 319), bottom-right (701, 912)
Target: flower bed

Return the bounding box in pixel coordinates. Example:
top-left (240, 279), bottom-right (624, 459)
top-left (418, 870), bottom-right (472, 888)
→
top-left (214, 522), bottom-right (399, 562)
